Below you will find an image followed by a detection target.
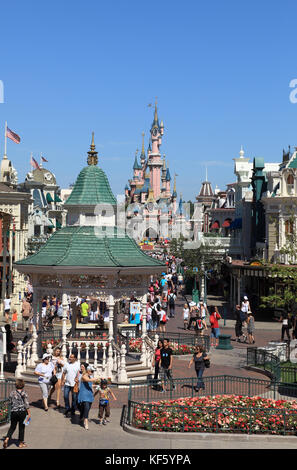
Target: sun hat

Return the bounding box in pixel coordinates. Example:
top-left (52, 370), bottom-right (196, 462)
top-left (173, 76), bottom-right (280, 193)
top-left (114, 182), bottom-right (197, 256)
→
top-left (42, 353), bottom-right (51, 360)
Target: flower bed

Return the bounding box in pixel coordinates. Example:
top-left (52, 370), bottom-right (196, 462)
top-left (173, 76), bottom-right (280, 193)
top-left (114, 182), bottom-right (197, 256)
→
top-left (129, 339), bottom-right (195, 355)
top-left (131, 395), bottom-right (297, 435)
top-left (0, 400), bottom-right (10, 425)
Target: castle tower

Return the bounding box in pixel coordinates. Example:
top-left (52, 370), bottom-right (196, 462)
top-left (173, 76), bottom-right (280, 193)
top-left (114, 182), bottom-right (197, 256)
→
top-left (140, 132), bottom-right (146, 168)
top-left (148, 100), bottom-right (163, 200)
top-left (165, 162), bottom-right (171, 198)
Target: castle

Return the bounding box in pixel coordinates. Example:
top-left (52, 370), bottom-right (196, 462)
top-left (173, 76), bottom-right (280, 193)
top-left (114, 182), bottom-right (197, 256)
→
top-left (124, 103), bottom-right (189, 242)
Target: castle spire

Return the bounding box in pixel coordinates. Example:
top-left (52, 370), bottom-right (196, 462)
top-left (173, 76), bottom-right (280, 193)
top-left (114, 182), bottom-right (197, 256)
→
top-left (87, 132), bottom-right (98, 166)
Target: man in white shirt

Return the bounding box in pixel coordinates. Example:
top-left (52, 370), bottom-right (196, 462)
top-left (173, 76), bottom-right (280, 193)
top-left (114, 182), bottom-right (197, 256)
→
top-left (62, 353), bottom-right (80, 416)
top-left (4, 297), bottom-right (11, 322)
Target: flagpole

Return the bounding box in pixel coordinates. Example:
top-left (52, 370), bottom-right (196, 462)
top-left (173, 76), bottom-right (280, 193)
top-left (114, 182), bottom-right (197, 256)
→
top-left (4, 121), bottom-right (7, 158)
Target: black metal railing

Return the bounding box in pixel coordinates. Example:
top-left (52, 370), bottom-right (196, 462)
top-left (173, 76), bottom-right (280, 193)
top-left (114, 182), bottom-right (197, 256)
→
top-left (247, 347), bottom-right (281, 381)
top-left (0, 378), bottom-right (15, 425)
top-left (247, 347), bottom-right (297, 384)
top-left (123, 375), bottom-right (297, 435)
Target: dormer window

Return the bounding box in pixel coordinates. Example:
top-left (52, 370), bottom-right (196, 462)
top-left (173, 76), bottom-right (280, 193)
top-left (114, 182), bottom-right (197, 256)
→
top-left (287, 174), bottom-right (294, 195)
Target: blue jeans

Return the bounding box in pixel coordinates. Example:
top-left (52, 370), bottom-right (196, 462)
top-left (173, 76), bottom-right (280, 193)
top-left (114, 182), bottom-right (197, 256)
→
top-left (64, 385), bottom-right (78, 412)
top-left (79, 401), bottom-right (92, 419)
top-left (195, 368), bottom-right (205, 390)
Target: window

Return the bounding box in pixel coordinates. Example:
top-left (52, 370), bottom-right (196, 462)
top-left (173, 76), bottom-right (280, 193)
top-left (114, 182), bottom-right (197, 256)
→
top-left (285, 219), bottom-right (294, 235)
top-left (287, 174), bottom-right (294, 194)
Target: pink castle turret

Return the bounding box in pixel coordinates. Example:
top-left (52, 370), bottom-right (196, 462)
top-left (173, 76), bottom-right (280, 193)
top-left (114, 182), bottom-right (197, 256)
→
top-left (148, 100), bottom-right (163, 200)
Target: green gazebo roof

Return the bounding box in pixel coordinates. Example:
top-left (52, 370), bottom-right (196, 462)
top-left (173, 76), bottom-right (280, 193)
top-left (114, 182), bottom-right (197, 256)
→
top-left (65, 165), bottom-right (117, 206)
top-left (15, 226), bottom-right (164, 268)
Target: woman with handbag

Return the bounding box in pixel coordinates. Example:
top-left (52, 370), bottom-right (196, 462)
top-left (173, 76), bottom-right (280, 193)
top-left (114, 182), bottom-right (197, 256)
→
top-left (3, 379), bottom-right (31, 449)
top-left (188, 345), bottom-right (210, 392)
top-left (34, 353), bottom-right (55, 411)
top-left (77, 363), bottom-right (99, 430)
top-left (48, 348), bottom-right (65, 409)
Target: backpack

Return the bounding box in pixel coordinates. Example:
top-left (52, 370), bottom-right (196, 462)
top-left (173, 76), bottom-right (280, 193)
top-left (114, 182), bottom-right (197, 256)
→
top-left (151, 307), bottom-right (158, 322)
top-left (168, 294), bottom-right (175, 306)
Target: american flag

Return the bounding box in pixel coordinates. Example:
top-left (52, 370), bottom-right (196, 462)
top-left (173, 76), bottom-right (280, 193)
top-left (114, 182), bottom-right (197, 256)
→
top-left (6, 127), bottom-right (21, 144)
top-left (30, 155), bottom-right (40, 170)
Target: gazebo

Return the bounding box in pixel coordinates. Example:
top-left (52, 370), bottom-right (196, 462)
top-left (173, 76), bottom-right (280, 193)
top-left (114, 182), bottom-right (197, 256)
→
top-left (14, 134), bottom-right (166, 384)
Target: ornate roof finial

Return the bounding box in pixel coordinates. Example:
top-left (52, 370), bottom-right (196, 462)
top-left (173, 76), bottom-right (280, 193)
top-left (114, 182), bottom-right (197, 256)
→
top-left (141, 133), bottom-right (145, 155)
top-left (87, 132), bottom-right (98, 166)
top-left (239, 145), bottom-right (245, 158)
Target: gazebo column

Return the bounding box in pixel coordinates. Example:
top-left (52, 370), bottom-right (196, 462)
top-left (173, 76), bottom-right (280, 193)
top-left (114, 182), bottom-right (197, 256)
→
top-left (107, 294), bottom-right (115, 378)
top-left (141, 294), bottom-right (147, 366)
top-left (62, 293), bottom-right (68, 357)
top-left (1, 217), bottom-right (8, 310)
top-left (32, 283), bottom-right (40, 332)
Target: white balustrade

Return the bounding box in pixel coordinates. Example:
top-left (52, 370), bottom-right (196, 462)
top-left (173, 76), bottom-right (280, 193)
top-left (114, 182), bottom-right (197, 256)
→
top-left (15, 341), bottom-right (23, 378)
top-left (118, 344), bottom-right (128, 383)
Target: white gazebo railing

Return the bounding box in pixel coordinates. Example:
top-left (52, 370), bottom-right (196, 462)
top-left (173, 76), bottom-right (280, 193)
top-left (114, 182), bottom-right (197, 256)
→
top-left (15, 294), bottom-right (157, 384)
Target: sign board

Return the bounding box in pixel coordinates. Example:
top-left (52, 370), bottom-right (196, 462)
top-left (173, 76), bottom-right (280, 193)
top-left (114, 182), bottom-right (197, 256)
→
top-left (129, 302), bottom-right (141, 325)
top-left (193, 267), bottom-right (198, 272)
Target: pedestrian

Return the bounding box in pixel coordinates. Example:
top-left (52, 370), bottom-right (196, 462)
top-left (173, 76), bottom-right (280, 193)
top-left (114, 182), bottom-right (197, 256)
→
top-left (152, 339), bottom-right (164, 389)
top-left (199, 301), bottom-right (208, 320)
top-left (3, 296), bottom-right (11, 323)
top-left (22, 328), bottom-right (30, 345)
top-left (94, 379), bottom-right (117, 425)
top-left (188, 345), bottom-right (210, 392)
top-left (187, 302), bottom-right (198, 330)
top-left (77, 363), bottom-right (98, 430)
top-left (195, 314), bottom-right (207, 338)
top-left (150, 302), bottom-right (159, 332)
top-left (157, 304), bottom-right (167, 333)
top-left (4, 324), bottom-right (14, 364)
top-left (62, 353), bottom-right (81, 416)
top-left (11, 309), bottom-right (18, 332)
top-left (209, 306), bottom-right (221, 347)
top-left (48, 347), bottom-right (65, 409)
top-left (292, 313), bottom-right (297, 340)
top-left (234, 304), bottom-right (243, 342)
top-left (34, 353), bottom-right (55, 411)
top-left (239, 306), bottom-right (248, 343)
top-left (241, 296), bottom-right (251, 317)
top-left (3, 379), bottom-right (31, 449)
top-left (160, 338), bottom-right (175, 392)
top-left (80, 299), bottom-right (89, 324)
top-left (279, 312), bottom-right (291, 341)
top-left (21, 296), bottom-right (32, 330)
top-left (168, 291), bottom-right (176, 318)
top-left (247, 311), bottom-right (255, 344)
top-left (41, 296), bottom-right (48, 322)
top-left (183, 303), bottom-right (189, 330)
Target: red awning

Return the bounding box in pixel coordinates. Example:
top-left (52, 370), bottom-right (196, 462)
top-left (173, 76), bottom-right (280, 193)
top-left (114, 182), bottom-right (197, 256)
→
top-left (222, 220), bottom-right (231, 228)
top-left (210, 221), bottom-right (220, 230)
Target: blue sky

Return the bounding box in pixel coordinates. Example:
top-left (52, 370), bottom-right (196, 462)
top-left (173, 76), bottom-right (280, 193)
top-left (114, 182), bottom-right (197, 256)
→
top-left (1, 0), bottom-right (297, 200)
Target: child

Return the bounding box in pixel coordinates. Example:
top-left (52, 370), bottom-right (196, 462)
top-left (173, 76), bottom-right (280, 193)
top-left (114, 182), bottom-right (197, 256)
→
top-left (183, 304), bottom-right (189, 330)
top-left (11, 309), bottom-right (18, 332)
top-left (94, 379), bottom-right (117, 425)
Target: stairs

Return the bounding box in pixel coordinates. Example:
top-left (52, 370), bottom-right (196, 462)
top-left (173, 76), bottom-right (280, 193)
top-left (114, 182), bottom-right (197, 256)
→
top-left (126, 361), bottom-right (152, 383)
top-left (13, 356), bottom-right (153, 386)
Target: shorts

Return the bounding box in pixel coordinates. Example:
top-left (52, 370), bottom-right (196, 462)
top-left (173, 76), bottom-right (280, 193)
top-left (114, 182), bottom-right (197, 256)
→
top-left (211, 328), bottom-right (220, 338)
top-left (159, 321), bottom-right (166, 325)
top-left (39, 381), bottom-right (50, 398)
top-left (160, 367), bottom-right (173, 381)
